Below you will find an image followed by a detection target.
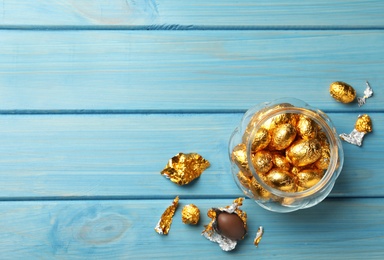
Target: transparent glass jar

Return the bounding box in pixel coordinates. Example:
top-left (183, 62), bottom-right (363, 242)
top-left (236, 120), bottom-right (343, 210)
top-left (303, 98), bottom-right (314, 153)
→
top-left (229, 98), bottom-right (344, 213)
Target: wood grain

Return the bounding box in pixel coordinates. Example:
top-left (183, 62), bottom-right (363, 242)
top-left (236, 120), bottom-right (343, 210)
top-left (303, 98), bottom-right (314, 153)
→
top-left (0, 198), bottom-right (382, 259)
top-left (0, 113), bottom-right (381, 199)
top-left (0, 0), bottom-right (384, 27)
top-left (0, 30), bottom-right (383, 112)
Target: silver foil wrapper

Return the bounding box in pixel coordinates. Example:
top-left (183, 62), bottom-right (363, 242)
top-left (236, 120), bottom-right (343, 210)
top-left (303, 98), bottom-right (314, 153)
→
top-left (202, 198), bottom-right (247, 251)
top-left (357, 81), bottom-right (373, 107)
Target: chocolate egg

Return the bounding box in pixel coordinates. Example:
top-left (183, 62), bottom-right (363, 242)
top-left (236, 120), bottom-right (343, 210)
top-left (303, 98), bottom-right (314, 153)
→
top-left (269, 123), bottom-right (296, 150)
top-left (355, 114), bottom-right (373, 133)
top-left (296, 168), bottom-right (324, 189)
top-left (271, 152), bottom-right (291, 171)
top-left (265, 168), bottom-right (296, 192)
top-left (329, 81), bottom-right (356, 103)
top-left (217, 212), bottom-right (246, 240)
top-left (296, 115), bottom-right (317, 140)
top-left (251, 127), bottom-right (271, 152)
top-left (236, 171), bottom-right (252, 190)
top-left (262, 112), bottom-right (295, 131)
top-left (181, 204), bottom-right (200, 225)
top-left (286, 139), bottom-right (322, 167)
top-left (231, 143), bottom-right (251, 176)
top-left (251, 150), bottom-right (273, 174)
top-left (314, 144), bottom-right (331, 170)
top-left (250, 176), bottom-right (271, 200)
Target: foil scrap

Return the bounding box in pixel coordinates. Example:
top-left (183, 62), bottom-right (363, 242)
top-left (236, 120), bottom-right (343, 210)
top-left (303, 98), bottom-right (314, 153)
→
top-left (155, 196), bottom-right (179, 235)
top-left (339, 114), bottom-right (372, 146)
top-left (254, 226), bottom-right (264, 247)
top-left (161, 153), bottom-right (210, 185)
top-left (202, 198), bottom-right (247, 251)
top-left (357, 81), bottom-right (374, 107)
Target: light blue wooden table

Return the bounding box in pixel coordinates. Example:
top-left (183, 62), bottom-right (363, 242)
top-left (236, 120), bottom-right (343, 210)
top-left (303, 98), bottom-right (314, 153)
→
top-left (1, 1), bottom-right (383, 259)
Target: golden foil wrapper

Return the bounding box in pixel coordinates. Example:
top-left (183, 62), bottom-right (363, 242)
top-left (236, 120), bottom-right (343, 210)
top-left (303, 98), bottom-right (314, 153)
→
top-left (355, 114), bottom-right (373, 133)
top-left (155, 196), bottom-right (179, 235)
top-left (296, 115), bottom-right (317, 140)
top-left (286, 139), bottom-right (322, 167)
top-left (266, 168), bottom-right (296, 192)
top-left (251, 127), bottom-right (271, 152)
top-left (340, 114), bottom-right (373, 146)
top-left (269, 123), bottom-right (297, 150)
top-left (272, 152), bottom-right (291, 171)
top-left (161, 153), bottom-right (210, 185)
top-left (254, 226), bottom-right (264, 247)
top-left (329, 81), bottom-right (356, 103)
top-left (181, 204), bottom-right (200, 225)
top-left (262, 112), bottom-right (296, 131)
top-left (232, 144), bottom-right (251, 176)
top-left (296, 169), bottom-right (324, 189)
top-left (251, 150), bottom-right (273, 174)
top-left (202, 198), bottom-right (248, 251)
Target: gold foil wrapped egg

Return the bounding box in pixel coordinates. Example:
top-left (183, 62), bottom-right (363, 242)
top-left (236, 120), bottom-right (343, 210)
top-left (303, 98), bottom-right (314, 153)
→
top-left (355, 114), bottom-right (373, 133)
top-left (231, 143), bottom-right (251, 176)
top-left (236, 171), bottom-right (252, 190)
top-left (251, 127), bottom-right (271, 152)
top-left (296, 115), bottom-right (317, 140)
top-left (265, 168), bottom-right (296, 192)
top-left (269, 123), bottom-right (297, 150)
top-left (314, 144), bottom-right (331, 170)
top-left (329, 81), bottom-right (356, 103)
top-left (271, 152), bottom-right (291, 171)
top-left (250, 175), bottom-right (271, 200)
top-left (296, 169), bottom-right (324, 189)
top-left (286, 139), bottom-right (322, 167)
top-left (181, 204), bottom-right (200, 225)
top-left (251, 150), bottom-right (273, 174)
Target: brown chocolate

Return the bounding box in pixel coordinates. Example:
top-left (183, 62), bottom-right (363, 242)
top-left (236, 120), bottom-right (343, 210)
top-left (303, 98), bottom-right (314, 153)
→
top-left (217, 212), bottom-right (246, 240)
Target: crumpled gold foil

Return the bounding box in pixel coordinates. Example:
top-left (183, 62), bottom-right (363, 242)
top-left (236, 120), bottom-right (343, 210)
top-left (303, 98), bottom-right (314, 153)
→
top-left (161, 153), bottom-right (210, 185)
top-left (181, 204), bottom-right (200, 225)
top-left (155, 196), bottom-right (179, 235)
top-left (329, 81), bottom-right (356, 103)
top-left (340, 114), bottom-right (373, 146)
top-left (202, 197), bottom-right (248, 251)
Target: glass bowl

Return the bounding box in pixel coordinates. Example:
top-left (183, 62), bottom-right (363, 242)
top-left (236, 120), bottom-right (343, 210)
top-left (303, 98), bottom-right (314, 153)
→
top-left (229, 98), bottom-right (344, 213)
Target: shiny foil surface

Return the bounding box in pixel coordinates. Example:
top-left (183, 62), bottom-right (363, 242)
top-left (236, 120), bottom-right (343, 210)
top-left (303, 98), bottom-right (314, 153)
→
top-left (155, 196), bottom-right (179, 235)
top-left (161, 153), bottom-right (210, 185)
top-left (181, 204), bottom-right (200, 225)
top-left (329, 81), bottom-right (356, 103)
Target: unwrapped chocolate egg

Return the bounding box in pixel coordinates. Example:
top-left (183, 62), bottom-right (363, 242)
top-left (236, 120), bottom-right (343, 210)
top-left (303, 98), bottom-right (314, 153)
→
top-left (329, 81), bottom-right (356, 103)
top-left (296, 115), bottom-right (317, 140)
top-left (286, 139), bottom-right (322, 167)
top-left (296, 168), bottom-right (324, 189)
top-left (269, 123), bottom-right (296, 150)
top-left (265, 168), bottom-right (296, 192)
top-left (251, 127), bottom-right (271, 152)
top-left (217, 212), bottom-right (247, 240)
top-left (251, 150), bottom-right (273, 174)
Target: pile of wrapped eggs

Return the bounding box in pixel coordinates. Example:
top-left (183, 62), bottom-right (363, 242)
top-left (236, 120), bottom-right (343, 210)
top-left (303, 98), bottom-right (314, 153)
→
top-left (231, 103), bottom-right (331, 200)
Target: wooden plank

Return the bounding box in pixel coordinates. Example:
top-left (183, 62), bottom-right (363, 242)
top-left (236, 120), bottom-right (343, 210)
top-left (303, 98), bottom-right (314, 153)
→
top-left (1, 0), bottom-right (384, 27)
top-left (0, 198), bottom-right (382, 259)
top-left (0, 113), bottom-right (382, 199)
top-left (0, 30), bottom-right (383, 112)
